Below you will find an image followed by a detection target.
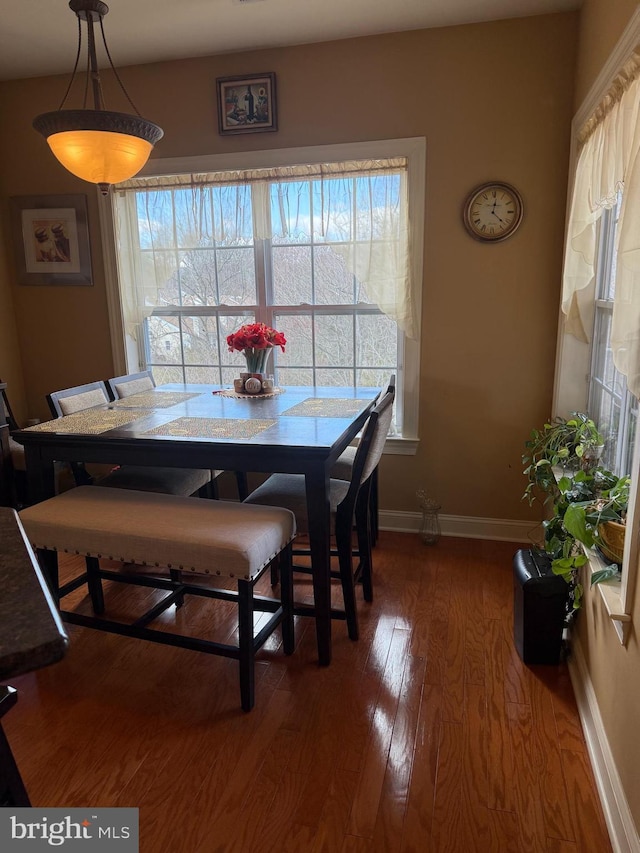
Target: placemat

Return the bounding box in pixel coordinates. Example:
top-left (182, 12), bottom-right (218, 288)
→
top-left (218, 388), bottom-right (284, 400)
top-left (282, 398), bottom-right (370, 418)
top-left (112, 391), bottom-right (200, 408)
top-left (24, 409), bottom-right (147, 435)
top-left (144, 417), bottom-right (277, 440)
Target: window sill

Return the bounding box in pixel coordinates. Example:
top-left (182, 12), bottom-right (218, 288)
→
top-left (584, 545), bottom-right (630, 645)
top-left (385, 436), bottom-right (418, 455)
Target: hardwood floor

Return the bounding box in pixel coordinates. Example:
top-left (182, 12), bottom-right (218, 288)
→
top-left (2, 534), bottom-right (611, 852)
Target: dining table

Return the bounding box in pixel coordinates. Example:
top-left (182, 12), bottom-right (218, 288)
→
top-left (14, 383), bottom-right (379, 665)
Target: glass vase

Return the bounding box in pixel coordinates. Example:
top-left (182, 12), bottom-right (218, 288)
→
top-left (416, 489), bottom-right (441, 545)
top-left (243, 347), bottom-right (272, 376)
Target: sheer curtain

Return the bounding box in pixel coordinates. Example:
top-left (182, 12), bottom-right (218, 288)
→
top-left (562, 51), bottom-right (640, 396)
top-left (113, 157), bottom-right (416, 343)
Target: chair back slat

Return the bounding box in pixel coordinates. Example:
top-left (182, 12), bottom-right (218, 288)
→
top-left (47, 381), bottom-right (110, 418)
top-left (0, 382), bottom-right (19, 431)
top-left (340, 386), bottom-right (395, 513)
top-left (107, 371), bottom-right (155, 400)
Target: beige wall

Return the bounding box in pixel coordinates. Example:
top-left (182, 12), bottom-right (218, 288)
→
top-left (0, 216), bottom-right (23, 404)
top-left (0, 13), bottom-right (578, 521)
top-left (572, 0), bottom-right (640, 833)
top-left (574, 0), bottom-right (639, 107)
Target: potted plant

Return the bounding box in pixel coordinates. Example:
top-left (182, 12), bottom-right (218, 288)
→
top-left (543, 467), bottom-right (629, 603)
top-left (522, 412), bottom-right (604, 506)
top-left (522, 415), bottom-right (626, 613)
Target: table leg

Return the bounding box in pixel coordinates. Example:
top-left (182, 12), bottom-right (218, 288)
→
top-left (24, 445), bottom-right (56, 505)
top-left (305, 463), bottom-right (332, 665)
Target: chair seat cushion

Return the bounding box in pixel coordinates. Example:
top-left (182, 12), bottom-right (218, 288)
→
top-left (97, 465), bottom-right (211, 497)
top-left (331, 445), bottom-right (357, 481)
top-left (244, 473), bottom-right (349, 534)
top-left (19, 486), bottom-right (296, 581)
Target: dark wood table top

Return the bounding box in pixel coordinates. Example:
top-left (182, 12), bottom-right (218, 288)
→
top-left (14, 384), bottom-right (379, 472)
top-left (0, 507), bottom-right (68, 681)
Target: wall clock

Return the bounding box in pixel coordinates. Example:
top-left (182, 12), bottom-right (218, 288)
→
top-left (463, 181), bottom-right (523, 242)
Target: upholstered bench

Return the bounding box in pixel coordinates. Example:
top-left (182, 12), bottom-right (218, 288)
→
top-left (19, 486), bottom-right (296, 711)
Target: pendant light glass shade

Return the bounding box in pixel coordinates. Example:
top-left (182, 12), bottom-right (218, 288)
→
top-left (33, 1), bottom-right (163, 195)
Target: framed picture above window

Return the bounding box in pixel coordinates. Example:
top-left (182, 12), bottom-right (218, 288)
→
top-left (216, 72), bottom-right (277, 135)
top-left (10, 194), bottom-right (93, 286)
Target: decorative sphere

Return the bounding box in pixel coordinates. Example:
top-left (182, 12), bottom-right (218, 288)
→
top-left (244, 377), bottom-right (262, 394)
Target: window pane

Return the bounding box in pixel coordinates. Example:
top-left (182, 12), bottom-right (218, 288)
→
top-left (357, 314), bottom-right (397, 367)
top-left (313, 245), bottom-right (354, 305)
top-left (174, 188), bottom-right (213, 247)
top-left (315, 315), bottom-right (354, 367)
top-left (315, 368), bottom-right (356, 386)
top-left (178, 250), bottom-right (217, 306)
top-left (181, 316), bottom-right (220, 365)
top-left (184, 366), bottom-right (220, 384)
top-left (275, 315), bottom-right (313, 367)
top-left (147, 315), bottom-right (182, 364)
top-left (312, 178), bottom-right (353, 243)
top-left (272, 246), bottom-right (312, 304)
top-left (270, 182), bottom-right (311, 245)
top-left (151, 365), bottom-right (184, 384)
top-left (355, 174), bottom-right (401, 240)
top-left (277, 367), bottom-right (314, 386)
top-left (136, 191), bottom-right (174, 250)
top-left (216, 248), bottom-right (257, 305)
top-left (213, 185), bottom-right (254, 247)
top-left (142, 251), bottom-right (178, 304)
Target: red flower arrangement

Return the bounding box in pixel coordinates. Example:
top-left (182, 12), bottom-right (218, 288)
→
top-left (227, 322), bottom-right (286, 374)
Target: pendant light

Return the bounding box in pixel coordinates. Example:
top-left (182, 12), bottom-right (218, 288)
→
top-left (33, 0), bottom-right (163, 196)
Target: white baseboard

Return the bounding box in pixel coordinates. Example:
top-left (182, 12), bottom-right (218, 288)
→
top-left (568, 635), bottom-right (640, 853)
top-left (379, 510), bottom-right (541, 543)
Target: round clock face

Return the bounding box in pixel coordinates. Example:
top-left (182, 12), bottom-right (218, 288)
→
top-left (463, 182), bottom-right (523, 242)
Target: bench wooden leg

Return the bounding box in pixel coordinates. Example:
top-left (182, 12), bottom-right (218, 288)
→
top-left (86, 556), bottom-right (104, 615)
top-left (170, 569), bottom-right (185, 607)
top-left (238, 579), bottom-right (255, 712)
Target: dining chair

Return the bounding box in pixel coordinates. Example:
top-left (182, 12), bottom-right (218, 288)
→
top-left (243, 389), bottom-right (395, 640)
top-left (106, 370), bottom-right (249, 501)
top-left (330, 375), bottom-right (396, 546)
top-left (46, 380), bottom-right (214, 498)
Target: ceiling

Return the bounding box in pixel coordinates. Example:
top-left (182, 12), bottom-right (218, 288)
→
top-left (0, 0), bottom-right (581, 82)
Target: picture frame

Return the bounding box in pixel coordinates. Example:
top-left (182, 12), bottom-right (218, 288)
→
top-left (216, 72), bottom-right (277, 135)
top-left (10, 194), bottom-right (93, 286)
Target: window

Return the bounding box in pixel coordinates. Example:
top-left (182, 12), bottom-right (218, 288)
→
top-left (105, 140), bottom-right (425, 445)
top-left (555, 28), bottom-right (640, 643)
top-left (589, 193), bottom-right (638, 476)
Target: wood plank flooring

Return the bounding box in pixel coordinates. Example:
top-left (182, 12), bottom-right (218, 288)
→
top-left (2, 534), bottom-right (611, 852)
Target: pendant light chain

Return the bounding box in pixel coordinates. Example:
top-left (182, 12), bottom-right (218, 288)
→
top-left (57, 15), bottom-right (83, 110)
top-left (99, 18), bottom-right (142, 117)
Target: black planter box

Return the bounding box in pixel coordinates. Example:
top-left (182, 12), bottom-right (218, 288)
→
top-left (513, 548), bottom-right (569, 665)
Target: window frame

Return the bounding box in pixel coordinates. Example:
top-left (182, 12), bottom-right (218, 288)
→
top-left (553, 16), bottom-right (640, 644)
top-left (98, 137), bottom-right (426, 453)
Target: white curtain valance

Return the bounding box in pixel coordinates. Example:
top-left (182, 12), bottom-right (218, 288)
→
top-left (114, 157), bottom-right (416, 341)
top-left (562, 53), bottom-right (640, 396)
